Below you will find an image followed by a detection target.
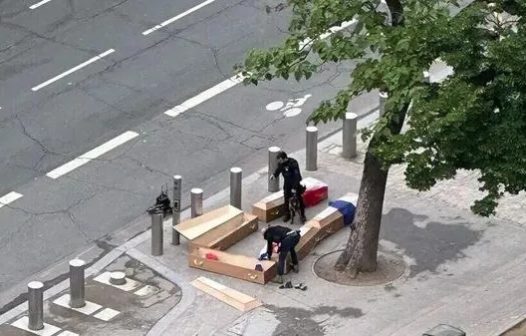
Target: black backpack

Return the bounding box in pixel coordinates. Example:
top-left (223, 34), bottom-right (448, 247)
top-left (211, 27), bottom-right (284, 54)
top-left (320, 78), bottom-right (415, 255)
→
top-left (148, 185), bottom-right (172, 215)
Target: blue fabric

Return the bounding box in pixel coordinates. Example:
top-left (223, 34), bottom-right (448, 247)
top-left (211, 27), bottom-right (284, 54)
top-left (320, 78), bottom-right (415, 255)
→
top-left (328, 200), bottom-right (356, 227)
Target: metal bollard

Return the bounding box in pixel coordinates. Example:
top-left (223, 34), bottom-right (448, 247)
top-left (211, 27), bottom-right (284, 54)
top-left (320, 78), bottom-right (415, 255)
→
top-left (268, 146), bottom-right (281, 192)
top-left (151, 212), bottom-right (163, 256)
top-left (190, 188), bottom-right (203, 218)
top-left (306, 126), bottom-right (318, 171)
top-left (28, 281), bottom-right (44, 331)
top-left (379, 92), bottom-right (388, 117)
top-left (342, 112), bottom-right (358, 159)
top-left (230, 167), bottom-right (242, 209)
top-left (69, 259), bottom-right (86, 308)
top-left (172, 175), bottom-right (182, 246)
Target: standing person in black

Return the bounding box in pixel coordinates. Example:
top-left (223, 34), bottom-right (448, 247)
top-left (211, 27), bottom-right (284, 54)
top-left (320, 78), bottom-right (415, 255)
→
top-left (270, 151), bottom-right (307, 223)
top-left (261, 225), bottom-right (300, 284)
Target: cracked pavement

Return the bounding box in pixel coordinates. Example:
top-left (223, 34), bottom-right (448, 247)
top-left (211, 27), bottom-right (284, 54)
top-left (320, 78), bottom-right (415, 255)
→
top-left (0, 0), bottom-right (378, 313)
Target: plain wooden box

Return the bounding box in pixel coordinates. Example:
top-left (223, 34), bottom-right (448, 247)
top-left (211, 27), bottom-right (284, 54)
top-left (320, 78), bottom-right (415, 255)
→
top-left (189, 213), bottom-right (258, 251)
top-left (251, 191), bottom-right (284, 223)
top-left (188, 247), bottom-right (277, 285)
top-left (175, 205), bottom-right (244, 241)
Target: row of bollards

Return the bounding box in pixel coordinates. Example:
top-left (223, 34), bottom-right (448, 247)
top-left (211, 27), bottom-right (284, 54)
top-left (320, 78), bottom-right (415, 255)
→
top-left (151, 167), bottom-right (243, 255)
top-left (26, 258), bottom-right (87, 331)
top-left (152, 87), bottom-right (423, 254)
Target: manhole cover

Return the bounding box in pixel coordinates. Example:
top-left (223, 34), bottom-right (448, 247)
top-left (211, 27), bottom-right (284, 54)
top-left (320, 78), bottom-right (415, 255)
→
top-left (313, 249), bottom-right (406, 286)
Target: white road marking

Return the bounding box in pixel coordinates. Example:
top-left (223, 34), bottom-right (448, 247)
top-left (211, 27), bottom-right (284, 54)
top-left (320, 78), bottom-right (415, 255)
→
top-left (53, 294), bottom-right (120, 321)
top-left (29, 0), bottom-right (53, 9)
top-left (31, 49), bottom-right (115, 92)
top-left (93, 308), bottom-right (120, 321)
top-left (0, 191), bottom-right (23, 209)
top-left (46, 131), bottom-right (139, 179)
top-left (53, 294), bottom-right (102, 315)
top-left (57, 331), bottom-right (80, 336)
top-left (142, 0), bottom-right (217, 35)
top-left (11, 317), bottom-right (61, 336)
top-left (164, 74), bottom-right (244, 117)
top-left (299, 19), bottom-right (357, 49)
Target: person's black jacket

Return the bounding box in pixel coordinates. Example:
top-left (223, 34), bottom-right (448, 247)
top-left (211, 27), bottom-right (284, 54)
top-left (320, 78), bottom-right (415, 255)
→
top-left (273, 157), bottom-right (302, 188)
top-left (264, 225), bottom-right (292, 259)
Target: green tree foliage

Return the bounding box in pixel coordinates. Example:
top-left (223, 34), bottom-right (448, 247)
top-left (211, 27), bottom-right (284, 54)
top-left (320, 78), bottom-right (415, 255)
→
top-left (239, 0), bottom-right (526, 217)
top-left (238, 0), bottom-right (526, 274)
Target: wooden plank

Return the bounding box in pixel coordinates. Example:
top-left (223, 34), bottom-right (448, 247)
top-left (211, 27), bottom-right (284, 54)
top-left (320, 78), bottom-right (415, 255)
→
top-left (191, 276), bottom-right (262, 312)
top-left (175, 205), bottom-right (243, 240)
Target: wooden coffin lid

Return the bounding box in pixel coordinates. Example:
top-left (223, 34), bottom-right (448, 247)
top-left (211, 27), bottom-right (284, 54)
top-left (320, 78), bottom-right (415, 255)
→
top-left (191, 213), bottom-right (258, 249)
top-left (309, 207), bottom-right (343, 229)
top-left (253, 190), bottom-right (284, 210)
top-left (191, 276), bottom-right (262, 312)
top-left (175, 205), bottom-right (244, 240)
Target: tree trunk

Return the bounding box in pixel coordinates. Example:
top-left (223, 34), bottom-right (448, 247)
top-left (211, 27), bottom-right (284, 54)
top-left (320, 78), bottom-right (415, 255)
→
top-left (335, 136), bottom-right (388, 274)
top-left (334, 0), bottom-right (407, 278)
top-left (335, 99), bottom-right (409, 275)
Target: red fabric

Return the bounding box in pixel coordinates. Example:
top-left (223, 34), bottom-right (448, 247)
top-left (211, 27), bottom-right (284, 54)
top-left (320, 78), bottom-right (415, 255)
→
top-left (205, 252), bottom-right (219, 260)
top-left (303, 185), bottom-right (328, 207)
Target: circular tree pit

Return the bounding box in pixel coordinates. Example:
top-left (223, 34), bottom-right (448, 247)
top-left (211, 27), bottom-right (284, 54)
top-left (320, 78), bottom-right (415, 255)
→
top-left (313, 250), bottom-right (406, 286)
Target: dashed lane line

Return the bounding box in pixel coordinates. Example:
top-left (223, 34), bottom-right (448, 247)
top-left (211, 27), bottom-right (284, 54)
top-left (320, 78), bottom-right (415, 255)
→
top-left (164, 74), bottom-right (243, 117)
top-left (29, 0), bottom-right (54, 9)
top-left (142, 0), bottom-right (218, 36)
top-left (46, 131), bottom-right (139, 179)
top-left (31, 49), bottom-right (115, 92)
top-left (0, 191), bottom-right (23, 209)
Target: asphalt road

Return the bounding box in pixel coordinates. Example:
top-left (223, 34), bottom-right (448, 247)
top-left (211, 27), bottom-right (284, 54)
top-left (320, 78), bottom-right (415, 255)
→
top-left (0, 0), bottom-right (378, 310)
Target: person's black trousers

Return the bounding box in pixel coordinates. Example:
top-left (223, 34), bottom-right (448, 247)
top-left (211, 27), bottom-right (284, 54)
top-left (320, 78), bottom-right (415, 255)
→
top-left (278, 231), bottom-right (301, 275)
top-left (283, 185), bottom-right (305, 217)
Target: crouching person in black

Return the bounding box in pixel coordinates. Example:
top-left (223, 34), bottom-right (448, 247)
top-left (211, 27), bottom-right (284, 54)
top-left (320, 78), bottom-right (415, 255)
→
top-left (270, 151), bottom-right (306, 223)
top-left (261, 225), bottom-right (300, 284)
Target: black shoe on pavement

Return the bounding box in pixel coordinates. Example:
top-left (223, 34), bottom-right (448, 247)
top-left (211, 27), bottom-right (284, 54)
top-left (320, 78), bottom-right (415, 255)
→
top-left (283, 214), bottom-right (291, 222)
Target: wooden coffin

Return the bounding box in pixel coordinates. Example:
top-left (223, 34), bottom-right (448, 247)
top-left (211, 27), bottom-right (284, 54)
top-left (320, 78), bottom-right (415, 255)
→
top-left (189, 213), bottom-right (258, 251)
top-left (296, 224), bottom-right (323, 260)
top-left (308, 206), bottom-right (344, 238)
top-left (191, 276), bottom-right (262, 312)
top-left (252, 177), bottom-right (328, 223)
top-left (188, 247), bottom-right (277, 285)
top-left (264, 225), bottom-right (322, 269)
top-left (251, 191), bottom-right (284, 223)
top-left (175, 205), bottom-right (244, 240)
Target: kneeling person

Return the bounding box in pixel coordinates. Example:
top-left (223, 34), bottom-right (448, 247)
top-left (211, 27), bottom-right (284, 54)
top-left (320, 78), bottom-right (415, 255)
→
top-left (262, 225), bottom-right (300, 284)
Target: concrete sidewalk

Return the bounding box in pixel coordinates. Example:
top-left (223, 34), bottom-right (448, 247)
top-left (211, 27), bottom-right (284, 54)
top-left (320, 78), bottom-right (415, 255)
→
top-left (127, 110), bottom-right (526, 336)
